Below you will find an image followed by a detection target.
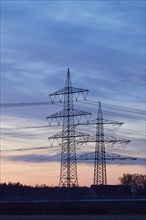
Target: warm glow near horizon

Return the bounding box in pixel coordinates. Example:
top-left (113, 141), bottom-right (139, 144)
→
top-left (1, 160), bottom-right (146, 187)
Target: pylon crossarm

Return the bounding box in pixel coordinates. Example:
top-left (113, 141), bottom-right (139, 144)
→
top-left (46, 111), bottom-right (63, 125)
top-left (76, 119), bottom-right (123, 127)
top-left (49, 87), bottom-right (89, 104)
top-left (48, 131), bottom-right (90, 140)
top-left (77, 152), bottom-right (137, 161)
top-left (105, 152), bottom-right (135, 160)
top-left (121, 140), bottom-right (131, 148)
top-left (48, 132), bottom-right (63, 140)
top-left (49, 87), bottom-right (89, 96)
top-left (75, 131), bottom-right (90, 140)
top-left (102, 119), bottom-right (123, 126)
top-left (47, 109), bottom-right (91, 119)
top-left (78, 135), bottom-right (131, 144)
top-left (84, 118), bottom-right (124, 125)
top-left (47, 110), bottom-right (63, 119)
top-left (47, 109), bottom-right (92, 126)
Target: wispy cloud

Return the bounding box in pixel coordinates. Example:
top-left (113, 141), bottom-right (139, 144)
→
top-left (4, 152), bottom-right (145, 166)
top-left (6, 153), bottom-right (60, 163)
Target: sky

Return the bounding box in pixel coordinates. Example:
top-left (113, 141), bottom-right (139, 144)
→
top-left (0, 0), bottom-right (146, 187)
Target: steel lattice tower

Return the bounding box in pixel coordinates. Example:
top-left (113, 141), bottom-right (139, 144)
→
top-left (47, 68), bottom-right (91, 187)
top-left (94, 101), bottom-right (107, 185)
top-left (77, 101), bottom-right (130, 185)
top-left (92, 102), bottom-right (130, 185)
top-left (60, 70), bottom-right (77, 187)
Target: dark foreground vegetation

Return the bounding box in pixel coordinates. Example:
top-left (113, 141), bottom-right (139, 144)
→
top-left (0, 182), bottom-right (146, 215)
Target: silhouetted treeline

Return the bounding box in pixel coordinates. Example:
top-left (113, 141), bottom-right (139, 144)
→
top-left (0, 182), bottom-right (146, 201)
top-left (0, 182), bottom-right (89, 201)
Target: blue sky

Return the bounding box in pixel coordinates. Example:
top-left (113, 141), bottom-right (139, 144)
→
top-left (1, 0), bottom-right (145, 186)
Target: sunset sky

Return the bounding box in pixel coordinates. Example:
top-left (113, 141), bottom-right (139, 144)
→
top-left (1, 0), bottom-right (145, 187)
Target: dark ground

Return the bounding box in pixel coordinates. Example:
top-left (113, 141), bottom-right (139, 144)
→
top-left (0, 199), bottom-right (146, 215)
top-left (0, 215), bottom-right (146, 220)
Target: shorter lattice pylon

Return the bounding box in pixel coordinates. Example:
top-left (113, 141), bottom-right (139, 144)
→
top-left (77, 101), bottom-right (131, 185)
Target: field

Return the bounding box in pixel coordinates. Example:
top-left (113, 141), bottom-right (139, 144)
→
top-left (1, 199), bottom-right (146, 219)
top-left (0, 215), bottom-right (146, 220)
top-left (1, 200), bottom-right (146, 215)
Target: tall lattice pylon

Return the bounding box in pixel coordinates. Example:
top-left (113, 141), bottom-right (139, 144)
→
top-left (47, 68), bottom-right (91, 187)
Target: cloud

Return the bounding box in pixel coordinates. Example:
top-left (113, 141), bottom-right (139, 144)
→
top-left (6, 153), bottom-right (60, 163)
top-left (5, 152), bottom-right (145, 166)
top-left (1, 1), bottom-right (145, 105)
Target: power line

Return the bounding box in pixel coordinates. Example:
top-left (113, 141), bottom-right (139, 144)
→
top-left (0, 101), bottom-right (51, 108)
top-left (1, 100), bottom-right (145, 115)
top-left (1, 146), bottom-right (59, 152)
top-left (76, 105), bottom-right (145, 120)
top-left (82, 99), bottom-right (145, 114)
top-left (1, 100), bottom-right (145, 122)
top-left (1, 123), bottom-right (145, 138)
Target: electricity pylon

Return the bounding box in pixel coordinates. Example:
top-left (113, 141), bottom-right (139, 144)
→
top-left (94, 101), bottom-right (107, 185)
top-left (78, 102), bottom-right (131, 185)
top-left (47, 68), bottom-right (91, 187)
top-left (94, 102), bottom-right (131, 185)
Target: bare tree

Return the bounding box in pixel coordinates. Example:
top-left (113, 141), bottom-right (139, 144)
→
top-left (119, 173), bottom-right (146, 188)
